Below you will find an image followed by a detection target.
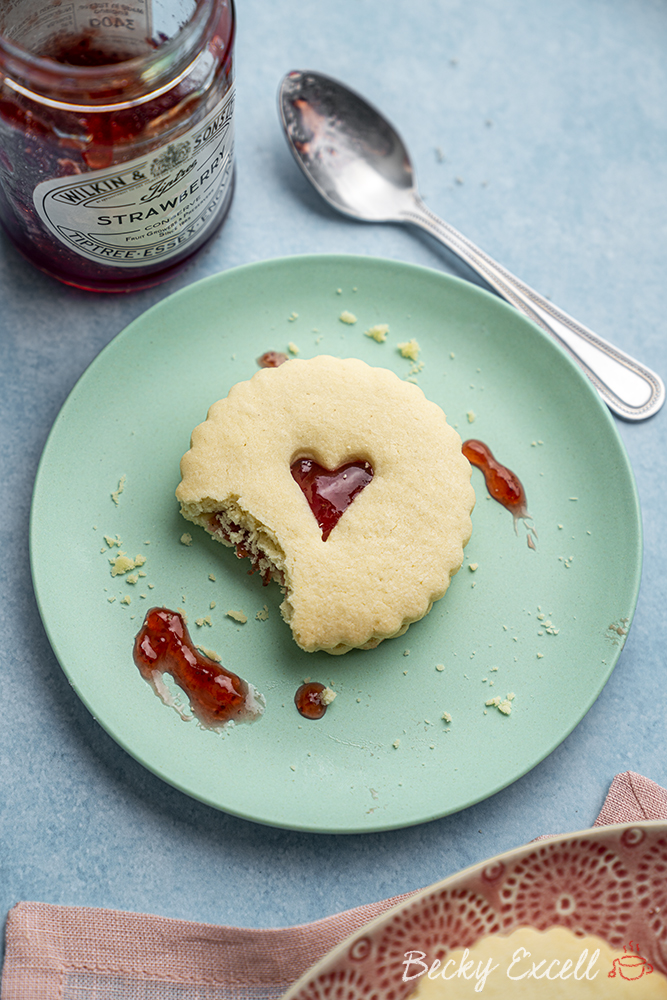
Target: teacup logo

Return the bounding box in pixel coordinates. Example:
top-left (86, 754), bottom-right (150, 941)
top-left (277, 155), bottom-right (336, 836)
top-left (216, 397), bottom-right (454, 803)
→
top-left (608, 941), bottom-right (654, 981)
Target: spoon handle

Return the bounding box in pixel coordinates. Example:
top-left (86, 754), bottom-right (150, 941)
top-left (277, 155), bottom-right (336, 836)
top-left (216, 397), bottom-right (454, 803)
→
top-left (403, 197), bottom-right (664, 420)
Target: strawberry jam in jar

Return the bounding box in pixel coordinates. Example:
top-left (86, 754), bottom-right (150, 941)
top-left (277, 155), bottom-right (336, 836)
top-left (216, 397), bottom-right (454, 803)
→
top-left (0, 0), bottom-right (235, 290)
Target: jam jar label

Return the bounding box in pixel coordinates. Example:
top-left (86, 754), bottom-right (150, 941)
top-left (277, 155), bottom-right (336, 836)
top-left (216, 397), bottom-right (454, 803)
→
top-left (33, 86), bottom-right (234, 268)
top-left (67, 0), bottom-right (154, 57)
top-left (2, 0), bottom-right (153, 60)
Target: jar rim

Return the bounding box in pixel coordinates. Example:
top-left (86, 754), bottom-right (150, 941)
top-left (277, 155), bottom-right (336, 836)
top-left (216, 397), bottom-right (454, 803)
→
top-left (0, 0), bottom-right (233, 104)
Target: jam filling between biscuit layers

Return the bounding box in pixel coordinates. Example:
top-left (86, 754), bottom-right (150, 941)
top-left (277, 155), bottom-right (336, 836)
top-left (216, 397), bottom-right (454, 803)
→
top-left (205, 458), bottom-right (374, 582)
top-left (208, 512), bottom-right (284, 586)
top-left (133, 607), bottom-right (264, 728)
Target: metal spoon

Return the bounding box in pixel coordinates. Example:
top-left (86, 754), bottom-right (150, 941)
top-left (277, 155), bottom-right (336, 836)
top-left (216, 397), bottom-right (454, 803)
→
top-left (279, 70), bottom-right (664, 421)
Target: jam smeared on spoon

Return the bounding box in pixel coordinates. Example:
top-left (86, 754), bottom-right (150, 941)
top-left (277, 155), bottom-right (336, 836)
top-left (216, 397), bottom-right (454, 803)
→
top-left (134, 608), bottom-right (264, 728)
top-left (291, 458), bottom-right (373, 541)
top-left (257, 351), bottom-right (288, 368)
top-left (462, 439), bottom-right (537, 549)
top-left (295, 681), bottom-right (336, 720)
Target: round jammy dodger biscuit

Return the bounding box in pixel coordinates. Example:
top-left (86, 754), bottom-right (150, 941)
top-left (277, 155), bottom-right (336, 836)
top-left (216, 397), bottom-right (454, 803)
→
top-left (176, 355), bottom-right (475, 654)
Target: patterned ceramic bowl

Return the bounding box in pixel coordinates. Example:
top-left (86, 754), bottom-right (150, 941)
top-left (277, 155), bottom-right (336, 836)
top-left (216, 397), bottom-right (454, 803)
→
top-left (284, 822), bottom-right (667, 999)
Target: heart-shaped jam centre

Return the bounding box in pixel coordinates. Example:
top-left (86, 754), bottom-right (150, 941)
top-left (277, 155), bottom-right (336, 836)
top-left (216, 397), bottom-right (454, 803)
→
top-left (291, 458), bottom-right (373, 541)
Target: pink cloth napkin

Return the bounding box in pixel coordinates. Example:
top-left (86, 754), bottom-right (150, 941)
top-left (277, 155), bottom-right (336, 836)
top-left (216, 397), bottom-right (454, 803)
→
top-left (2, 770), bottom-right (666, 1000)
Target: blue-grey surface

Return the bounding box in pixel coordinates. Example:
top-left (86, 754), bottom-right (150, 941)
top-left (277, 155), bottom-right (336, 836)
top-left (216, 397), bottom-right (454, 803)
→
top-left (1, 0), bottom-right (666, 955)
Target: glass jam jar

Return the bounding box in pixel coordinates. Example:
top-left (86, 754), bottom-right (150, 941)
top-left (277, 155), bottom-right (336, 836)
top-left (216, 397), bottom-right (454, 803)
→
top-left (0, 0), bottom-right (234, 291)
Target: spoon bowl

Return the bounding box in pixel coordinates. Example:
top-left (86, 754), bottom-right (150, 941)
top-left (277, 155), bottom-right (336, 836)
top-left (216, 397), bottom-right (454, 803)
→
top-left (279, 70), bottom-right (414, 221)
top-left (279, 69), bottom-right (664, 421)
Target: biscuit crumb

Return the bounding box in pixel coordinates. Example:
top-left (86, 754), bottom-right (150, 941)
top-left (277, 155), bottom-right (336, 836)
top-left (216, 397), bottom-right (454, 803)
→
top-left (288, 312), bottom-right (298, 322)
top-left (467, 411), bottom-right (476, 423)
top-left (195, 615), bottom-right (212, 627)
top-left (109, 553), bottom-right (145, 577)
top-left (196, 646), bottom-right (221, 662)
top-left (435, 663), bottom-right (445, 672)
top-left (180, 533), bottom-right (193, 546)
top-left (287, 342), bottom-right (299, 355)
top-left (226, 609), bottom-right (247, 624)
top-left (392, 739), bottom-right (400, 748)
top-left (442, 711), bottom-right (452, 723)
top-left (104, 534), bottom-right (122, 548)
top-left (364, 324), bottom-right (389, 342)
top-left (397, 339), bottom-right (420, 361)
top-left (256, 605), bottom-right (269, 621)
top-left (111, 476), bottom-right (126, 506)
top-left (320, 687), bottom-right (337, 706)
top-left (469, 563), bottom-right (478, 572)
top-left (120, 595), bottom-right (131, 605)
top-left (339, 310), bottom-right (357, 324)
top-left (486, 693), bottom-right (515, 715)
top-left (208, 574), bottom-right (216, 581)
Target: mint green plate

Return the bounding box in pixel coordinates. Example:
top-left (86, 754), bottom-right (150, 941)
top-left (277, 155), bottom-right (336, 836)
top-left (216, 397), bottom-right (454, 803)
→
top-left (30, 255), bottom-right (642, 833)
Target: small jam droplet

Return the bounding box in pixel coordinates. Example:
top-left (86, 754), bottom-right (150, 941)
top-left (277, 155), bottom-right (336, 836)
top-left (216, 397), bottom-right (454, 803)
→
top-left (133, 608), bottom-right (263, 728)
top-left (295, 682), bottom-right (330, 720)
top-left (257, 351), bottom-right (288, 368)
top-left (462, 439), bottom-right (536, 546)
top-left (291, 458), bottom-right (373, 541)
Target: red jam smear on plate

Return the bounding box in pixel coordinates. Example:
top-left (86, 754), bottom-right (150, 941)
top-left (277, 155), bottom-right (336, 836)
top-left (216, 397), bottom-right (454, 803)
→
top-left (295, 682), bottom-right (330, 720)
top-left (134, 607), bottom-right (262, 728)
top-left (291, 458), bottom-right (373, 541)
top-left (462, 439), bottom-right (536, 547)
